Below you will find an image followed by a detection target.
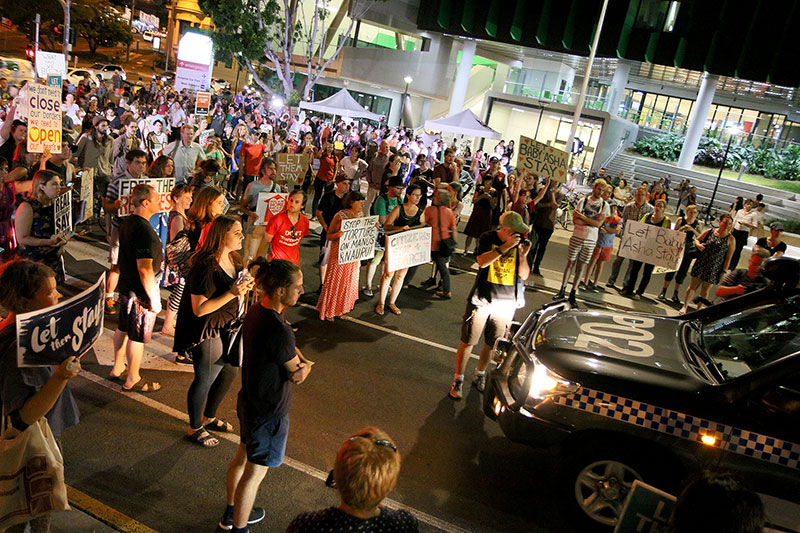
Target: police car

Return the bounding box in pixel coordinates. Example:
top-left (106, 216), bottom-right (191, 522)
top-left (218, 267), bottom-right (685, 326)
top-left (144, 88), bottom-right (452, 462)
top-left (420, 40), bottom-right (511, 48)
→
top-left (484, 258), bottom-right (800, 529)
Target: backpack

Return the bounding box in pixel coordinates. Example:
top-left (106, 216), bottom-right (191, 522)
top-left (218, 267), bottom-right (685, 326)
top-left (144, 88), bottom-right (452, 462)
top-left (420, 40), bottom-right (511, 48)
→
top-left (370, 193), bottom-right (391, 216)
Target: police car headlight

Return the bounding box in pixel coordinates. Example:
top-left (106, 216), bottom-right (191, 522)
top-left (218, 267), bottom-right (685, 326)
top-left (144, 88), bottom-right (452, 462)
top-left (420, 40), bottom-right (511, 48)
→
top-left (520, 359), bottom-right (579, 400)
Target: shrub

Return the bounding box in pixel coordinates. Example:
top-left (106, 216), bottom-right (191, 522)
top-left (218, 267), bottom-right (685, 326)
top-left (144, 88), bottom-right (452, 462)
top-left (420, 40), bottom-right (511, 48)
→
top-left (631, 133), bottom-right (683, 161)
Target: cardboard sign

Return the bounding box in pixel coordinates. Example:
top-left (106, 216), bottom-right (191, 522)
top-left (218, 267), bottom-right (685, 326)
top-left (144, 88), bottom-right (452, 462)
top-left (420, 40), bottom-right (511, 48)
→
top-left (117, 177), bottom-right (174, 217)
top-left (614, 480), bottom-right (676, 533)
top-left (255, 192), bottom-right (288, 226)
top-left (338, 216), bottom-right (378, 264)
top-left (53, 191), bottom-right (72, 236)
top-left (518, 135), bottom-right (568, 183)
top-left (16, 273), bottom-right (106, 367)
top-left (276, 153), bottom-right (310, 185)
top-left (617, 220), bottom-right (685, 270)
top-left (26, 83), bottom-right (62, 153)
top-left (35, 51), bottom-right (67, 78)
top-left (195, 91), bottom-right (211, 116)
top-left (80, 169), bottom-right (94, 221)
top-left (386, 226), bottom-right (431, 271)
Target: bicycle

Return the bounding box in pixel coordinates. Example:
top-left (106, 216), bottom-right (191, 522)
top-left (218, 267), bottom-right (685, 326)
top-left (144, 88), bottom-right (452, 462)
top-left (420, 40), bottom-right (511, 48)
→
top-left (556, 195), bottom-right (577, 231)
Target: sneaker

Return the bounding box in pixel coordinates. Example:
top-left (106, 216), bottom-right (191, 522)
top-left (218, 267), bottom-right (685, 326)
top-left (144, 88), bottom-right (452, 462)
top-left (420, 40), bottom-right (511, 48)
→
top-left (568, 290), bottom-right (577, 307)
top-left (657, 292), bottom-right (667, 301)
top-left (671, 294), bottom-right (681, 305)
top-left (449, 380), bottom-right (463, 400)
top-left (472, 373), bottom-right (487, 392)
top-left (586, 281), bottom-right (596, 291)
top-left (175, 352), bottom-right (193, 365)
top-left (218, 506), bottom-right (265, 530)
top-left (606, 281), bottom-right (617, 290)
top-left (553, 288), bottom-right (566, 300)
top-left (532, 268), bottom-right (543, 276)
top-left (578, 281), bottom-right (587, 291)
top-left (105, 297), bottom-right (118, 314)
top-left (631, 293), bottom-right (642, 301)
top-left (362, 288), bottom-right (374, 298)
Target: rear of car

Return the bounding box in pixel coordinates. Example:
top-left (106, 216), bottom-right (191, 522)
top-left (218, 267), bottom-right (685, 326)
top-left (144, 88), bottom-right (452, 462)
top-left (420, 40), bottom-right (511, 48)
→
top-left (0, 56), bottom-right (35, 84)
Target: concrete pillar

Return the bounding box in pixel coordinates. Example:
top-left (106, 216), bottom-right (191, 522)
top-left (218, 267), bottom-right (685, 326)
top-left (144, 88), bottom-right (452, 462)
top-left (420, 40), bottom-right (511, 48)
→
top-left (491, 63), bottom-right (510, 93)
top-left (678, 72), bottom-right (718, 169)
top-left (418, 97), bottom-right (431, 127)
top-left (605, 60), bottom-right (631, 114)
top-left (449, 39), bottom-right (476, 116)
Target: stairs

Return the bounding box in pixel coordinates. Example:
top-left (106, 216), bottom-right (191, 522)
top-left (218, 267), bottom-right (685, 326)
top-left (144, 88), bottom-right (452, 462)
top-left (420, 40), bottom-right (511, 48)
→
top-left (603, 152), bottom-right (636, 183)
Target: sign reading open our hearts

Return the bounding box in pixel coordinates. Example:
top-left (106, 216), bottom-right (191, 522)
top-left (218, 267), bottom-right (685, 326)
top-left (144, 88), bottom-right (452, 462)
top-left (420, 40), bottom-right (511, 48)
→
top-left (256, 192), bottom-right (289, 226)
top-left (517, 136), bottom-right (569, 184)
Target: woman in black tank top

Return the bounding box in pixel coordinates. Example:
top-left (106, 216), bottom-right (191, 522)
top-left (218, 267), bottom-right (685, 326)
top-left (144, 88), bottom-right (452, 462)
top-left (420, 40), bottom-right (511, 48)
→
top-left (376, 184), bottom-right (426, 315)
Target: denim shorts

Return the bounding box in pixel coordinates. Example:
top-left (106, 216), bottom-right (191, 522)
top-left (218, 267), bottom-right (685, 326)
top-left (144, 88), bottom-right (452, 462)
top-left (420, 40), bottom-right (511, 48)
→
top-left (240, 413), bottom-right (290, 468)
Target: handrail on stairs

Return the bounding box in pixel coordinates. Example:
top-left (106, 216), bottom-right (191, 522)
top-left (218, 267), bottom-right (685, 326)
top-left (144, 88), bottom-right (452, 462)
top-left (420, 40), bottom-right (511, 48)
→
top-left (599, 136), bottom-right (629, 171)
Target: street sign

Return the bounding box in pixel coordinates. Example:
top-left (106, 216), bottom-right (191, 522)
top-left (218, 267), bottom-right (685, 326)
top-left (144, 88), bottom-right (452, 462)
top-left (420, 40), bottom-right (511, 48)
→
top-left (35, 51), bottom-right (67, 78)
top-left (175, 32), bottom-right (214, 92)
top-left (195, 91), bottom-right (211, 115)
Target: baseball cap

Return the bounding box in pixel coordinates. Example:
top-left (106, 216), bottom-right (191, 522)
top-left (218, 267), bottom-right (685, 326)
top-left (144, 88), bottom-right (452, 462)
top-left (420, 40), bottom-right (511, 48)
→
top-left (500, 211), bottom-right (530, 234)
top-left (770, 221), bottom-right (784, 231)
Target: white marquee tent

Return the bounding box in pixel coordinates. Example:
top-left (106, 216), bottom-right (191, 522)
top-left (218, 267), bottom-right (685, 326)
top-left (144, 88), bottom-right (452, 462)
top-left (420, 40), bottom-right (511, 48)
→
top-left (423, 109), bottom-right (502, 140)
top-left (299, 89), bottom-right (382, 121)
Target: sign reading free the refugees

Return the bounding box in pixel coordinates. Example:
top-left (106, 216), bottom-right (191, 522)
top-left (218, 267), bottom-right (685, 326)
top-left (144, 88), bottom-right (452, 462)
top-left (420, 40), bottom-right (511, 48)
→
top-left (518, 136), bottom-right (568, 183)
top-left (386, 226), bottom-right (431, 271)
top-left (338, 216), bottom-right (378, 264)
top-left (618, 220), bottom-right (685, 270)
top-left (26, 83), bottom-right (63, 154)
top-left (16, 273), bottom-right (106, 367)
top-left (117, 178), bottom-right (174, 217)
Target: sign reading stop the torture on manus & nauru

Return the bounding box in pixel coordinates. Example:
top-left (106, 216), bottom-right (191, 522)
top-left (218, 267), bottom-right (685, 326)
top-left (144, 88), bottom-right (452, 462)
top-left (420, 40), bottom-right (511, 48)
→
top-left (617, 220), bottom-right (685, 270)
top-left (255, 192), bottom-right (288, 226)
top-left (27, 83), bottom-right (63, 154)
top-left (338, 216), bottom-right (378, 265)
top-left (53, 191), bottom-right (72, 237)
top-left (276, 153), bottom-right (310, 185)
top-left (17, 273), bottom-right (106, 367)
top-left (517, 136), bottom-right (568, 184)
top-left (386, 226), bottom-right (432, 271)
top-left (117, 178), bottom-right (174, 217)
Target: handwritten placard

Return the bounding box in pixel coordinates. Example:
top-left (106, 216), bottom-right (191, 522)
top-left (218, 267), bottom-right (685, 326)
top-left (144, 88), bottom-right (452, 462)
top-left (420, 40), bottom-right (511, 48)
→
top-left (338, 216), bottom-right (378, 264)
top-left (16, 273), bottom-right (106, 367)
top-left (614, 480), bottom-right (676, 533)
top-left (117, 177), bottom-right (174, 216)
top-left (80, 168), bottom-right (94, 221)
top-left (255, 192), bottom-right (288, 225)
top-left (518, 135), bottom-right (568, 183)
top-left (27, 83), bottom-right (63, 154)
top-left (618, 220), bottom-right (685, 270)
top-left (53, 191), bottom-right (72, 236)
top-left (386, 226), bottom-right (431, 271)
top-left (276, 153), bottom-right (310, 185)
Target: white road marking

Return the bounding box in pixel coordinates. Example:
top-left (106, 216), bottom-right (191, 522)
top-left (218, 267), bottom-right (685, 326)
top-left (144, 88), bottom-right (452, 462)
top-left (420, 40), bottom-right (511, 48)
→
top-left (91, 329), bottom-right (193, 373)
top-left (78, 362), bottom-right (471, 533)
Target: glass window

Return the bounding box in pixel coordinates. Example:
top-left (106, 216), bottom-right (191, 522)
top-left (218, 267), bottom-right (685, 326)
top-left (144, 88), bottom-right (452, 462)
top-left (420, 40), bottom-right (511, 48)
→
top-left (641, 93), bottom-right (658, 127)
top-left (673, 98), bottom-right (693, 133)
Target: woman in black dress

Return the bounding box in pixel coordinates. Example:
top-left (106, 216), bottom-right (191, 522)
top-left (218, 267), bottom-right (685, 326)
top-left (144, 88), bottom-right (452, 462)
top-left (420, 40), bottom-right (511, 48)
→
top-left (681, 213), bottom-right (735, 314)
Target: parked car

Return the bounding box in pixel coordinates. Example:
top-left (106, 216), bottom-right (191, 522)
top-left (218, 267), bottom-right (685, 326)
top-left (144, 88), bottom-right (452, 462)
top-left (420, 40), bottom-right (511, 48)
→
top-left (157, 71), bottom-right (175, 84)
top-left (0, 56), bottom-right (35, 84)
top-left (89, 63), bottom-right (127, 81)
top-left (66, 69), bottom-right (98, 87)
top-left (142, 31), bottom-right (154, 42)
top-left (484, 258), bottom-right (800, 530)
top-left (210, 78), bottom-right (230, 92)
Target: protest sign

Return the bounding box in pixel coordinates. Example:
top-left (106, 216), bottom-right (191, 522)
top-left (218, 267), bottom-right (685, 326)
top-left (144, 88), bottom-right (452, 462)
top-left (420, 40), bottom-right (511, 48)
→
top-left (53, 191), bottom-right (72, 236)
top-left (255, 192), bottom-right (288, 226)
top-left (614, 480), bottom-right (675, 533)
top-left (27, 83), bottom-right (62, 154)
top-left (276, 153), bottom-right (310, 185)
top-left (80, 169), bottom-right (94, 221)
top-left (35, 51), bottom-right (67, 78)
top-left (386, 227), bottom-right (431, 271)
top-left (16, 273), bottom-right (106, 367)
top-left (47, 75), bottom-right (62, 88)
top-left (518, 135), bottom-right (568, 183)
top-left (617, 220), bottom-right (685, 270)
top-left (118, 177), bottom-right (174, 216)
top-left (338, 216), bottom-right (378, 264)
top-left (195, 91), bottom-right (211, 115)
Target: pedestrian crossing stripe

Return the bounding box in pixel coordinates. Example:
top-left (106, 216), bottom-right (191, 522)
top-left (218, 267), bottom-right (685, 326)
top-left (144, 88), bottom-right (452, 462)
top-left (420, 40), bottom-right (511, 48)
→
top-left (553, 387), bottom-right (800, 470)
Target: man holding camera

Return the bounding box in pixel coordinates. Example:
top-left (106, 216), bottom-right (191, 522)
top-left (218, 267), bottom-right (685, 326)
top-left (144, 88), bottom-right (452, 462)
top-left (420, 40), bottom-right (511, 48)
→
top-left (449, 211), bottom-right (531, 400)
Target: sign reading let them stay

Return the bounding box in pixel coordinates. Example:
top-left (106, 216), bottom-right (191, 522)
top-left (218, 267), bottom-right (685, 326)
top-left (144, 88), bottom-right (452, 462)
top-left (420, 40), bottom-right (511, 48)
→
top-left (386, 226), bottom-right (432, 271)
top-left (117, 178), bottom-right (174, 217)
top-left (618, 220), bottom-right (685, 270)
top-left (518, 136), bottom-right (568, 183)
top-left (338, 216), bottom-right (378, 265)
top-left (276, 153), bottom-right (310, 185)
top-left (17, 273), bottom-right (106, 367)
top-left (27, 83), bottom-right (63, 154)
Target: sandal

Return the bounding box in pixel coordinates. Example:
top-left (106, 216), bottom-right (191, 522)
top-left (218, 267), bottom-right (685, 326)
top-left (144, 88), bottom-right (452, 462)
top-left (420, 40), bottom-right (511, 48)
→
top-left (375, 303), bottom-right (385, 315)
top-left (108, 368), bottom-right (128, 381)
top-left (121, 378), bottom-right (162, 393)
top-left (187, 428), bottom-right (219, 448)
top-left (204, 418), bottom-right (234, 433)
top-left (436, 291), bottom-right (452, 299)
top-left (388, 304), bottom-right (402, 315)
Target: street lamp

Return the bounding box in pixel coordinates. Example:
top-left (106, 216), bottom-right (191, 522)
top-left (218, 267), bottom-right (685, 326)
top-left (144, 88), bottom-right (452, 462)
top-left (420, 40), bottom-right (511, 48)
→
top-left (705, 125), bottom-right (741, 223)
top-left (399, 75), bottom-right (413, 127)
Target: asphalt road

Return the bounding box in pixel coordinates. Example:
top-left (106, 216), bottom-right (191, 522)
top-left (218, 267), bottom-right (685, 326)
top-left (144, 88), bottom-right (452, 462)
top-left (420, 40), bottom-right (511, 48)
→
top-left (50, 215), bottom-right (684, 533)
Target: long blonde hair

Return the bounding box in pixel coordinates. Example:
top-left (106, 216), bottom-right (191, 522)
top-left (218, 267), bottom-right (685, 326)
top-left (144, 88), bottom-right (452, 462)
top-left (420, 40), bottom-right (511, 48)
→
top-left (28, 170), bottom-right (61, 204)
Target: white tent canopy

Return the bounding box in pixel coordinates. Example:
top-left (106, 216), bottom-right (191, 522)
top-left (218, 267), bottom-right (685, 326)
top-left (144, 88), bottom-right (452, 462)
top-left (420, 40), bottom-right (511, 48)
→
top-left (424, 109), bottom-right (502, 140)
top-left (299, 89), bottom-right (382, 121)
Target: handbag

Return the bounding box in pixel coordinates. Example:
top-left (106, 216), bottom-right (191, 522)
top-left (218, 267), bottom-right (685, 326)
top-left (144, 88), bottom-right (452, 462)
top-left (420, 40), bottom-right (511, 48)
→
top-left (438, 207), bottom-right (457, 257)
top-left (0, 416), bottom-right (69, 529)
top-left (165, 230), bottom-right (193, 278)
top-left (221, 319), bottom-right (244, 367)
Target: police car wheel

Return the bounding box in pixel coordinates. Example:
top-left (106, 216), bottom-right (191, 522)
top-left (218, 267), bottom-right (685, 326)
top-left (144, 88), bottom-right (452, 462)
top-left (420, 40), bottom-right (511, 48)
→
top-left (572, 458), bottom-right (642, 527)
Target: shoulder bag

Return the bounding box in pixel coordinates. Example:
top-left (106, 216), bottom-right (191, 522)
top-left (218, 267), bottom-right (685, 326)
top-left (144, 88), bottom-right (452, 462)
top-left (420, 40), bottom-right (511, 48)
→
top-left (437, 207), bottom-right (457, 257)
top-left (165, 229), bottom-right (193, 278)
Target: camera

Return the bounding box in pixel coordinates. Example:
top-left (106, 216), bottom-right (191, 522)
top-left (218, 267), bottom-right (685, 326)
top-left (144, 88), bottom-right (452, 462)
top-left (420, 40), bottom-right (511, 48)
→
top-left (514, 232), bottom-right (530, 247)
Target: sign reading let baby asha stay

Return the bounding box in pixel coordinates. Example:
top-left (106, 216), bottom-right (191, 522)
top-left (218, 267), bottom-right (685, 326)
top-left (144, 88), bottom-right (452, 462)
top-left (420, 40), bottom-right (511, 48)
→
top-left (518, 136), bottom-right (568, 184)
top-left (27, 83), bottom-right (63, 154)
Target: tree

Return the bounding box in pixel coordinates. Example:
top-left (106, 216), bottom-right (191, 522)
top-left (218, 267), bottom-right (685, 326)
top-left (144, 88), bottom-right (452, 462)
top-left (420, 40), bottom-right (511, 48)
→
top-left (199, 0), bottom-right (381, 102)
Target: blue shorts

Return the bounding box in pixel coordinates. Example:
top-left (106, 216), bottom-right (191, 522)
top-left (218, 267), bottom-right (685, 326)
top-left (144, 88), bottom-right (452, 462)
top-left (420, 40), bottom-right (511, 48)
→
top-left (240, 413), bottom-right (290, 467)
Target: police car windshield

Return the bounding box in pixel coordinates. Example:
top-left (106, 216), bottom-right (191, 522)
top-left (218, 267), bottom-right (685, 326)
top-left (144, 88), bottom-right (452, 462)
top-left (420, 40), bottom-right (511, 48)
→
top-left (702, 295), bottom-right (800, 379)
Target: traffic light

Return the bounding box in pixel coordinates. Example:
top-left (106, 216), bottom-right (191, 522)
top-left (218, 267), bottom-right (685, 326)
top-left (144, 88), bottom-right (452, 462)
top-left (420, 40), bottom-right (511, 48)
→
top-left (54, 25), bottom-right (61, 34)
top-left (25, 46), bottom-right (35, 60)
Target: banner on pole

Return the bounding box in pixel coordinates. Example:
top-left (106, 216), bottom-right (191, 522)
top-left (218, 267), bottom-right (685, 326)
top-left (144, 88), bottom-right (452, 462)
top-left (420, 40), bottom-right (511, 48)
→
top-left (117, 177), bottom-right (174, 217)
top-left (275, 153), bottom-right (310, 185)
top-left (517, 136), bottom-right (568, 183)
top-left (53, 191), bottom-right (72, 237)
top-left (386, 227), bottom-right (431, 271)
top-left (27, 83), bottom-right (62, 154)
top-left (16, 273), bottom-right (106, 367)
top-left (338, 216), bottom-right (378, 264)
top-left (255, 192), bottom-right (288, 226)
top-left (617, 220), bottom-right (685, 270)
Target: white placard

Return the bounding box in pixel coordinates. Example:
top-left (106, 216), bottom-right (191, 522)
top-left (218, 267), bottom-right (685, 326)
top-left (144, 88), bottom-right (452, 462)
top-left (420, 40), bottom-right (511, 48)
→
top-left (53, 191), bottom-right (72, 236)
top-left (617, 220), bottom-right (685, 270)
top-left (386, 227), bottom-right (432, 271)
top-left (338, 216), bottom-right (378, 264)
top-left (117, 178), bottom-right (174, 216)
top-left (255, 192), bottom-right (288, 225)
top-left (35, 51), bottom-right (67, 78)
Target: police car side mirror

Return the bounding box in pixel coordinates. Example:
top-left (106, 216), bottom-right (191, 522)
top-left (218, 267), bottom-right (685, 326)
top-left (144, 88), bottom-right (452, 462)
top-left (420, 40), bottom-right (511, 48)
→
top-left (508, 321), bottom-right (522, 337)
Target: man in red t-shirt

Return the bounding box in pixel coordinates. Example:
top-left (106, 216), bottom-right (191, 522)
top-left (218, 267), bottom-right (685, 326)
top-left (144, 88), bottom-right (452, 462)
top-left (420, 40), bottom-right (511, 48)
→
top-left (265, 190), bottom-right (309, 264)
top-left (433, 147), bottom-right (457, 189)
top-left (240, 133), bottom-right (269, 191)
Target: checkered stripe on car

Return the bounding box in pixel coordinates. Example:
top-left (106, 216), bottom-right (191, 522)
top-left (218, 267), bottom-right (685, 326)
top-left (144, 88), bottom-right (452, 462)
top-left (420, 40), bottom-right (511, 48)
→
top-left (554, 387), bottom-right (800, 470)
